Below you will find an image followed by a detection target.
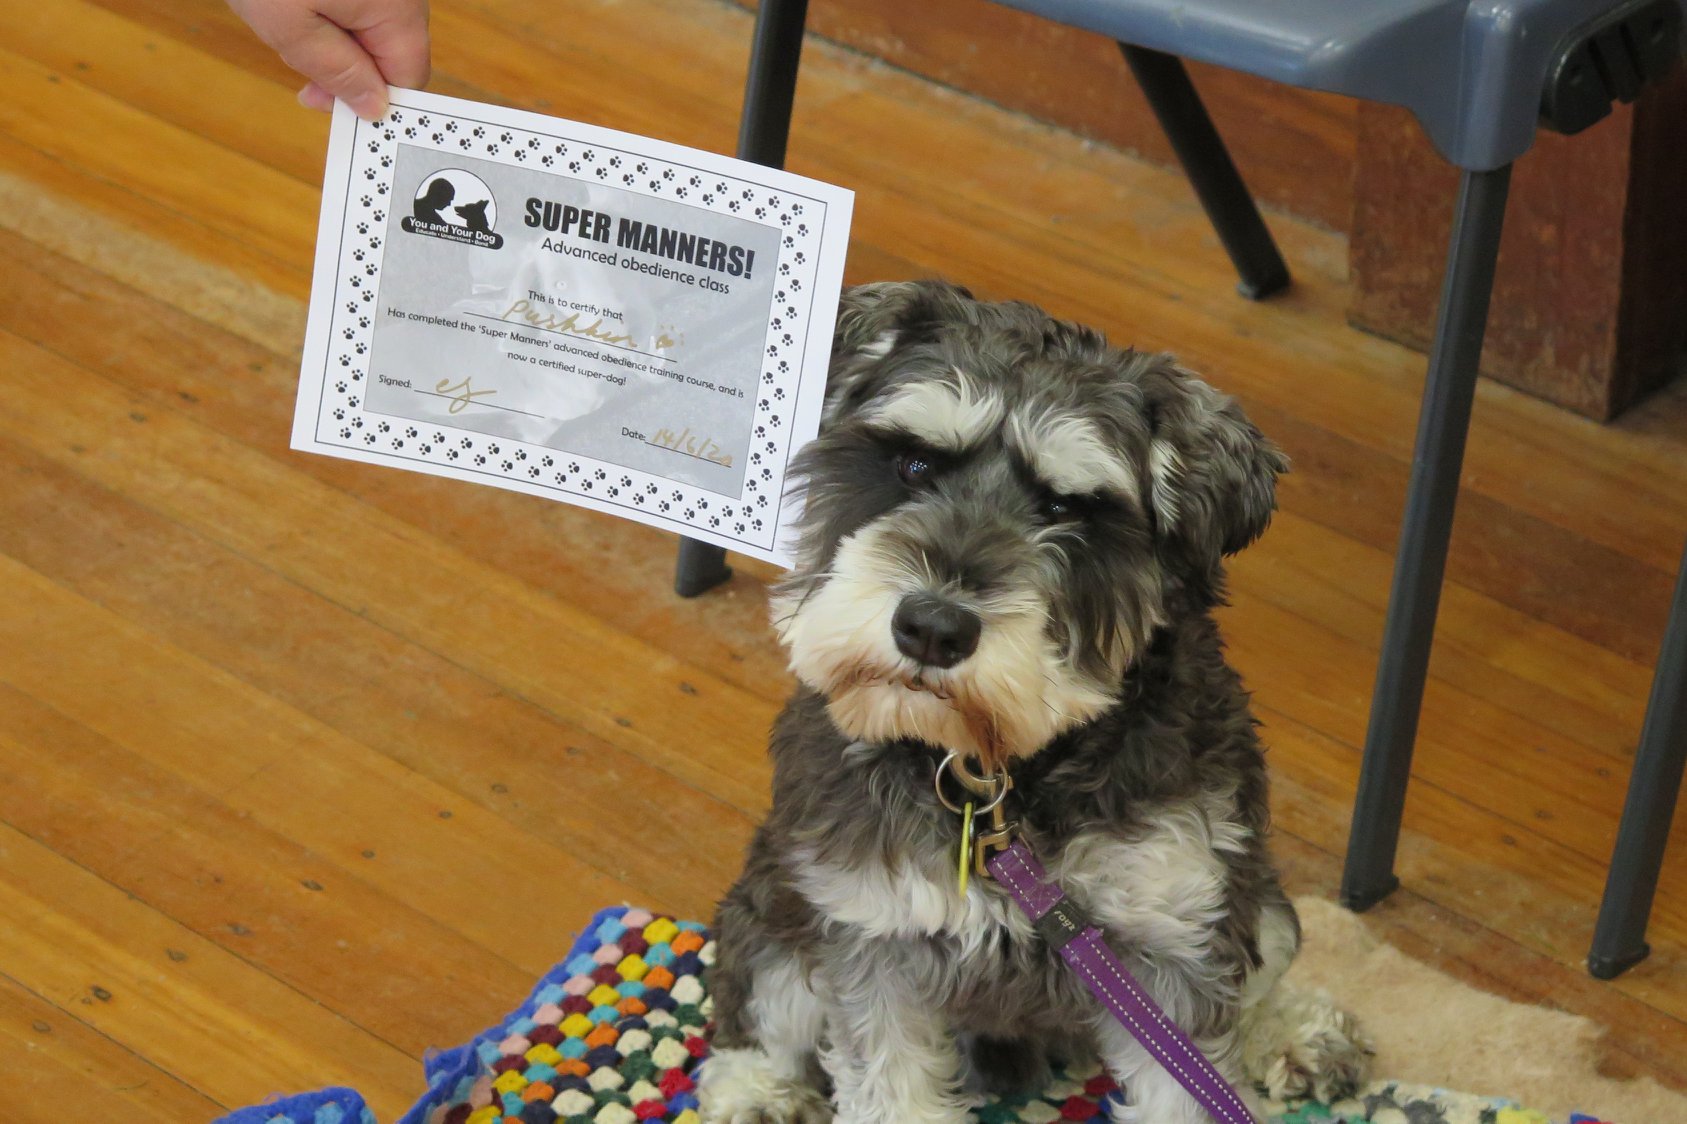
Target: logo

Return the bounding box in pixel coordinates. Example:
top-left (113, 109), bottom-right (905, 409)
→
top-left (400, 169), bottom-right (504, 249)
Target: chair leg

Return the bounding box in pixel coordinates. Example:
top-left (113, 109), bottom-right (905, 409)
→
top-left (737, 0), bottom-right (810, 167)
top-left (1340, 165), bottom-right (1513, 911)
top-left (674, 0), bottom-right (810, 598)
top-left (1588, 537), bottom-right (1687, 978)
top-left (675, 537), bottom-right (733, 598)
top-left (1117, 44), bottom-right (1290, 300)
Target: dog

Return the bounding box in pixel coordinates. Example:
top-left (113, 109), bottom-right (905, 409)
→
top-left (454, 198), bottom-right (493, 233)
top-left (699, 281), bottom-right (1370, 1124)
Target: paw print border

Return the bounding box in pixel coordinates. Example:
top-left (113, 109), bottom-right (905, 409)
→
top-left (311, 92), bottom-right (840, 557)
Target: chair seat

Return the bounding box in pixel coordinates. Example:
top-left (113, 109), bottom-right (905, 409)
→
top-left (993, 0), bottom-right (1679, 169)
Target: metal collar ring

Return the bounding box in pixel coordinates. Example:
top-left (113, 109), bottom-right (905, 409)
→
top-left (934, 750), bottom-right (1010, 817)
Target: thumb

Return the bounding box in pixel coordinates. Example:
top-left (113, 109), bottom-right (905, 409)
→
top-left (351, 2), bottom-right (431, 91)
top-left (280, 18), bottom-right (390, 119)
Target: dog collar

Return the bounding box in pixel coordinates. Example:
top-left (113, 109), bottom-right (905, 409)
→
top-left (932, 751), bottom-right (1019, 885)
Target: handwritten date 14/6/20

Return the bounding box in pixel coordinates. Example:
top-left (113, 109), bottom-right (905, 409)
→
top-left (628, 425), bottom-right (733, 468)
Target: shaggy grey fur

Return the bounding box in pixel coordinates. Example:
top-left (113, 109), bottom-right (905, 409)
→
top-left (701, 281), bottom-right (1363, 1124)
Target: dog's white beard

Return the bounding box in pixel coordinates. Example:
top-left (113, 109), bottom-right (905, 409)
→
top-left (773, 523), bottom-right (1118, 765)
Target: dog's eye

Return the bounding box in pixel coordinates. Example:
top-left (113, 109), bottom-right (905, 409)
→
top-left (1038, 495), bottom-right (1084, 522)
top-left (896, 452), bottom-right (937, 487)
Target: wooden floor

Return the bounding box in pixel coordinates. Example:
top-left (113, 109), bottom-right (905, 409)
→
top-left (2, 0), bottom-right (1686, 1117)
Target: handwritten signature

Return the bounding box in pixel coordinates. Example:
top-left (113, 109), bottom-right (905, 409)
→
top-left (436, 377), bottom-right (497, 414)
top-left (503, 300), bottom-right (678, 352)
top-left (649, 426), bottom-right (732, 467)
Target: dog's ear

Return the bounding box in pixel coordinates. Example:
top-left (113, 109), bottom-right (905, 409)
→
top-left (823, 281), bottom-right (974, 425)
top-left (1140, 361), bottom-right (1287, 564)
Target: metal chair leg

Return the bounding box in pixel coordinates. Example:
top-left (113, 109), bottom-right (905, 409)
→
top-left (674, 0), bottom-right (810, 598)
top-left (1118, 44), bottom-right (1290, 300)
top-left (675, 538), bottom-right (733, 598)
top-left (737, 0), bottom-right (809, 167)
top-left (1341, 165), bottom-right (1514, 911)
top-left (1588, 536), bottom-right (1687, 978)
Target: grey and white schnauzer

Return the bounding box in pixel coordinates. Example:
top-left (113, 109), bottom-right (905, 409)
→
top-left (700, 281), bottom-right (1369, 1124)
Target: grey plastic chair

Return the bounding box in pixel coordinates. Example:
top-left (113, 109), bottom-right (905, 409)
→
top-left (672, 0), bottom-right (1686, 975)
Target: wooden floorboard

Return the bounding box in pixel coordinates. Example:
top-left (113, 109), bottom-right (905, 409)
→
top-left (0, 972), bottom-right (226, 1123)
top-left (1, 0), bottom-right (1685, 1117)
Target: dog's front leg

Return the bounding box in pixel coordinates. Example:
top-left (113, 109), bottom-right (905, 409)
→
top-left (700, 939), bottom-right (831, 1124)
top-left (817, 955), bottom-right (969, 1124)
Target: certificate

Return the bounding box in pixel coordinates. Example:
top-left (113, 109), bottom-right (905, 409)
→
top-left (293, 88), bottom-right (853, 564)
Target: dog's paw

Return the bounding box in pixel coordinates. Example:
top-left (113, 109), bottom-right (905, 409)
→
top-left (698, 1047), bottom-right (833, 1124)
top-left (1241, 985), bottom-right (1373, 1102)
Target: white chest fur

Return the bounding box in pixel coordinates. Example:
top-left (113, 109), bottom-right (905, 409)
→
top-left (1049, 796), bottom-right (1252, 1010)
top-left (792, 794), bottom-right (1248, 973)
top-left (791, 843), bottom-right (1033, 960)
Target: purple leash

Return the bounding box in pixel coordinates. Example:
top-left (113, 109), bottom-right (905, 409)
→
top-left (986, 840), bottom-right (1258, 1124)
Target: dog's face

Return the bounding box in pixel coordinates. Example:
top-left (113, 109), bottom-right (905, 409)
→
top-left (772, 281), bottom-right (1286, 767)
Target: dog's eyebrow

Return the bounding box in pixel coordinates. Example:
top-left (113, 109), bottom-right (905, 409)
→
top-left (1007, 409), bottom-right (1139, 502)
top-left (861, 373), bottom-right (1005, 450)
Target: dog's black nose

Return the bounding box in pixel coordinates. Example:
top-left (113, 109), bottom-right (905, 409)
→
top-left (891, 594), bottom-right (982, 669)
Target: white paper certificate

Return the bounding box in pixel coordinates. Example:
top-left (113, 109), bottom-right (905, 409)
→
top-left (293, 88), bottom-right (852, 564)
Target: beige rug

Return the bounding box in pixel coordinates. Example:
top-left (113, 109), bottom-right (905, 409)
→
top-left (1288, 897), bottom-right (1687, 1122)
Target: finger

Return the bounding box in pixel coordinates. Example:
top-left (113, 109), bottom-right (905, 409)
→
top-left (297, 80), bottom-right (335, 112)
top-left (229, 0), bottom-right (386, 116)
top-left (278, 19), bottom-right (390, 119)
top-left (353, 0), bottom-right (431, 90)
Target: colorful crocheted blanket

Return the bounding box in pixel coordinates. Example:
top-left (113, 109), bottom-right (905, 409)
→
top-left (214, 906), bottom-right (1609, 1124)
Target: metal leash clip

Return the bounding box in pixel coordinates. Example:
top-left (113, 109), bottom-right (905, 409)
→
top-left (934, 750), bottom-right (1019, 882)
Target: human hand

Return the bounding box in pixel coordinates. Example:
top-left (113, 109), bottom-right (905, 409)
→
top-left (227, 0), bottom-right (430, 121)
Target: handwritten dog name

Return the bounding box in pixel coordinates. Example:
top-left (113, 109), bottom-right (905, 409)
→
top-left (502, 299), bottom-right (676, 352)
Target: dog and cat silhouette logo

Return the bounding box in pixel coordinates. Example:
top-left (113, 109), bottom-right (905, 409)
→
top-left (400, 169), bottom-right (505, 249)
